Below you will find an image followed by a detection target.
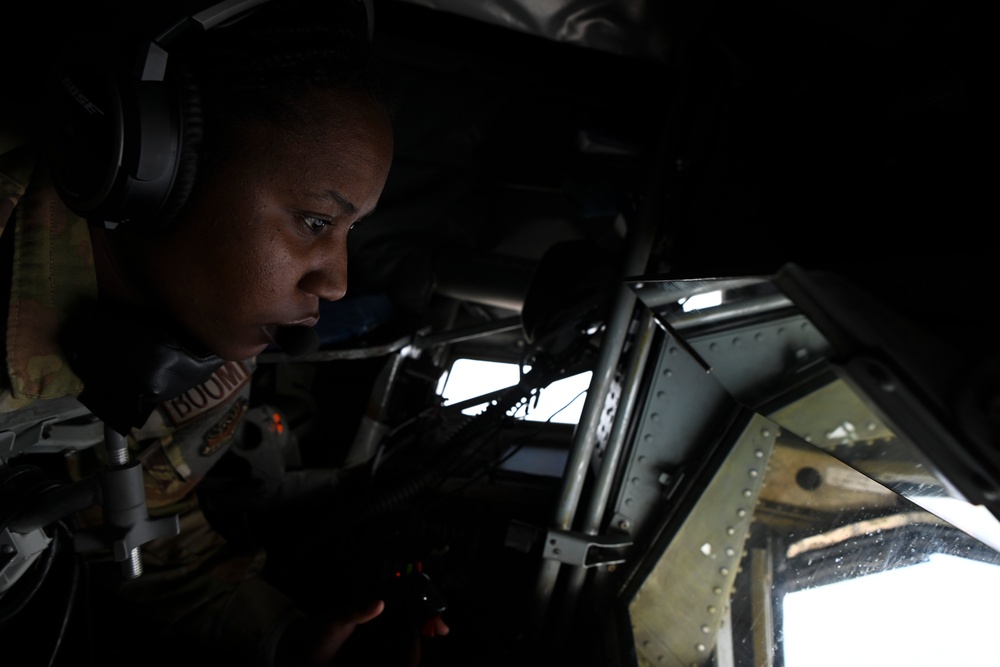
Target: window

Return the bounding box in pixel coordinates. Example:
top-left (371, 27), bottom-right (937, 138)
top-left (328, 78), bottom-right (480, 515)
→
top-left (438, 358), bottom-right (592, 424)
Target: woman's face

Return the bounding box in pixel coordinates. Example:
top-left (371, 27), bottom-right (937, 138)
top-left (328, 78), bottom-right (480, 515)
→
top-left (134, 88), bottom-right (393, 361)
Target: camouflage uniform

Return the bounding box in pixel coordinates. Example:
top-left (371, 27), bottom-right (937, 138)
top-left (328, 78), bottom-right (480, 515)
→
top-left (1, 133), bottom-right (305, 666)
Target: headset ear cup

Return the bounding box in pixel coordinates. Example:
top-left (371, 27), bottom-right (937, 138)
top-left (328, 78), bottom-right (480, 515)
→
top-left (157, 63), bottom-right (203, 227)
top-left (44, 53), bottom-right (127, 217)
top-left (45, 50), bottom-right (185, 227)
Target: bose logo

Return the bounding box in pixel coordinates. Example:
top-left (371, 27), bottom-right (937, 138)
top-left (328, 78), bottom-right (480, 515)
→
top-left (60, 77), bottom-right (105, 116)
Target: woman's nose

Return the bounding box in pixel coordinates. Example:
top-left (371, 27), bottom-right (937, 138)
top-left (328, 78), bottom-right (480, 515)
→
top-left (298, 247), bottom-right (348, 302)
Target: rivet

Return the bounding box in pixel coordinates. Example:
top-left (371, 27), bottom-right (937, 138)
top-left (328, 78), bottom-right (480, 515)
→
top-left (625, 498), bottom-right (634, 507)
top-left (663, 368), bottom-right (673, 377)
top-left (707, 605), bottom-right (717, 614)
top-left (725, 547), bottom-right (735, 557)
top-left (619, 520), bottom-right (631, 530)
top-left (709, 342), bottom-right (718, 351)
top-left (631, 477), bottom-right (640, 485)
top-left (754, 449), bottom-right (764, 458)
top-left (755, 332), bottom-right (763, 341)
top-left (701, 625), bottom-right (711, 634)
top-left (696, 644), bottom-right (706, 652)
top-left (760, 428), bottom-right (770, 438)
top-left (726, 526), bottom-right (735, 535)
top-left (732, 337), bottom-right (741, 346)
top-left (719, 567), bottom-right (730, 576)
top-left (742, 488), bottom-right (752, 497)
top-left (736, 508), bottom-right (747, 518)
top-left (749, 469), bottom-right (758, 477)
top-left (656, 391), bottom-right (666, 399)
top-left (713, 586), bottom-right (722, 595)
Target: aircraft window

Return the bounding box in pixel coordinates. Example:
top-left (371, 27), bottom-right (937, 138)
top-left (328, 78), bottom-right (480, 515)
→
top-left (782, 552), bottom-right (1000, 667)
top-left (438, 358), bottom-right (591, 424)
top-left (628, 422), bottom-right (1000, 667)
top-left (625, 273), bottom-right (1000, 667)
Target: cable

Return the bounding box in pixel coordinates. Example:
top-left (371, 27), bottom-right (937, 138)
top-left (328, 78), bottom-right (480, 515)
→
top-left (47, 522), bottom-right (79, 667)
top-left (0, 524), bottom-right (58, 625)
top-left (450, 383), bottom-right (587, 482)
top-left (399, 388), bottom-right (590, 530)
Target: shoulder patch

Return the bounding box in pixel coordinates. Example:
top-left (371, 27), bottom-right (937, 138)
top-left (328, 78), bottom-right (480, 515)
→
top-left (161, 361), bottom-right (251, 426)
top-left (200, 397), bottom-right (249, 457)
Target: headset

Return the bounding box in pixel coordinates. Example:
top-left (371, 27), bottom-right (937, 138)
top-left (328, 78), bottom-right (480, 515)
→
top-left (43, 0), bottom-right (374, 228)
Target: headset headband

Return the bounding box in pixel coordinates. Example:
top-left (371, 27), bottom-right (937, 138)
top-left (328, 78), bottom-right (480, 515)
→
top-left (45, 0), bottom-right (375, 226)
top-left (136, 0), bottom-right (274, 83)
top-left (137, 0), bottom-right (373, 82)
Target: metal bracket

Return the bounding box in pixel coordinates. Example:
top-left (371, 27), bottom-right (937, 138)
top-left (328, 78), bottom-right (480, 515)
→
top-left (1, 412), bottom-right (103, 461)
top-left (0, 527), bottom-right (52, 595)
top-left (543, 529), bottom-right (632, 568)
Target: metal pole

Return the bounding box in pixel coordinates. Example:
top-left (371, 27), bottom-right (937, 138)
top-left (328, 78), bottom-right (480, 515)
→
top-left (413, 315), bottom-right (523, 350)
top-left (528, 59), bottom-right (694, 628)
top-left (531, 209), bottom-right (656, 627)
top-left (579, 309), bottom-right (657, 533)
top-left (558, 308), bottom-right (658, 609)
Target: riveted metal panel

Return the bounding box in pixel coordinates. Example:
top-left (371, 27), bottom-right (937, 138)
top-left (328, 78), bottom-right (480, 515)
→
top-left (609, 331), bottom-right (735, 536)
top-left (685, 313), bottom-right (833, 410)
top-left (628, 413), bottom-right (778, 667)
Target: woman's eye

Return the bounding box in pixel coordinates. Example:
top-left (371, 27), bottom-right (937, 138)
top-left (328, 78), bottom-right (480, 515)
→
top-left (302, 215), bottom-right (330, 232)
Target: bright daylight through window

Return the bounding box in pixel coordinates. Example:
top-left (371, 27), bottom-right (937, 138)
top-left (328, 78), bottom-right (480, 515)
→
top-left (783, 552), bottom-right (1000, 667)
top-left (438, 359), bottom-right (591, 424)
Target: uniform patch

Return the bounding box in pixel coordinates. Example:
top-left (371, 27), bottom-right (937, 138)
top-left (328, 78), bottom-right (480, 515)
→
top-left (200, 398), bottom-right (249, 457)
top-left (162, 361), bottom-right (251, 426)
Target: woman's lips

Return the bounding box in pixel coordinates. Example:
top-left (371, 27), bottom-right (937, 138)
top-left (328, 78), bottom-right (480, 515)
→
top-left (286, 314), bottom-right (320, 327)
top-left (262, 315), bottom-right (320, 346)
top-left (264, 315), bottom-right (319, 337)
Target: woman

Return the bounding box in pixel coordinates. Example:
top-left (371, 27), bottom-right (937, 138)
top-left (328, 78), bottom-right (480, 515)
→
top-left (0, 0), bottom-right (441, 664)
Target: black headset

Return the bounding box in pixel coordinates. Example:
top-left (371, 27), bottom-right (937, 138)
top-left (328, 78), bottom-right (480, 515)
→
top-left (43, 0), bottom-right (374, 228)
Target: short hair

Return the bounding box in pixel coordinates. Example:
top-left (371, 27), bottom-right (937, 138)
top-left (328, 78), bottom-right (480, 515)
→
top-left (174, 0), bottom-right (389, 194)
top-left (181, 0), bottom-right (387, 160)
